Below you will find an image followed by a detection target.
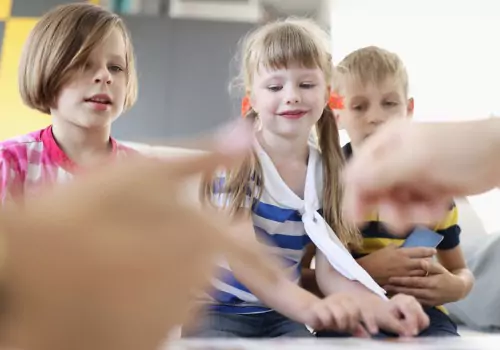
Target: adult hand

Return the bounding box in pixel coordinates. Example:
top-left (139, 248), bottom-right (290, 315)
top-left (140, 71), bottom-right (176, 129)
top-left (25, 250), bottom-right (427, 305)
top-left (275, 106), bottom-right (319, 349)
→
top-left (0, 120), bottom-right (277, 350)
top-left (343, 118), bottom-right (500, 234)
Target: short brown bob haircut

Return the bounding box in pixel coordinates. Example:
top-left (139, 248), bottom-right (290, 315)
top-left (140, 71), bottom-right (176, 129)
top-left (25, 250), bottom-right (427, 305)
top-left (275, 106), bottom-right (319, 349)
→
top-left (18, 3), bottom-right (138, 115)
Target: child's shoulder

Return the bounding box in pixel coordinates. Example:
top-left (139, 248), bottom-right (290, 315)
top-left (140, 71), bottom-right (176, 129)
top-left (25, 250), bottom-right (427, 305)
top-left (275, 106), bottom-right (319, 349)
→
top-left (0, 129), bottom-right (45, 164)
top-left (114, 141), bottom-right (138, 156)
top-left (0, 129), bottom-right (43, 148)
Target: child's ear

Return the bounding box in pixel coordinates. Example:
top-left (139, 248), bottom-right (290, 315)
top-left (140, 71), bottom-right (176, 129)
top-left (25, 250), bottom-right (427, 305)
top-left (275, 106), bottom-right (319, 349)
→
top-left (407, 97), bottom-right (415, 118)
top-left (249, 94), bottom-right (258, 114)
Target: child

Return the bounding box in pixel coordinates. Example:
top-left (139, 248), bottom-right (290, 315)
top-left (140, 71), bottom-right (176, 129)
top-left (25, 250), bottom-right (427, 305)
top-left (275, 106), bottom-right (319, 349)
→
top-left (0, 3), bottom-right (137, 204)
top-left (317, 46), bottom-right (474, 337)
top-left (183, 19), bottom-right (429, 338)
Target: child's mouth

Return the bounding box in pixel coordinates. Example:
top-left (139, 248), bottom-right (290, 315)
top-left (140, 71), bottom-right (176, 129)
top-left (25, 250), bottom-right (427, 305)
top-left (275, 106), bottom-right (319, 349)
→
top-left (84, 94), bottom-right (112, 111)
top-left (86, 98), bottom-right (111, 104)
top-left (279, 110), bottom-right (307, 119)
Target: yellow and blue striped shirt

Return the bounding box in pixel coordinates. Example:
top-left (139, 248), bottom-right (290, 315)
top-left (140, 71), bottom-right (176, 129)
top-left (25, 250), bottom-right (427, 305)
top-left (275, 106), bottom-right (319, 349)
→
top-left (343, 142), bottom-right (461, 258)
top-left (343, 143), bottom-right (460, 315)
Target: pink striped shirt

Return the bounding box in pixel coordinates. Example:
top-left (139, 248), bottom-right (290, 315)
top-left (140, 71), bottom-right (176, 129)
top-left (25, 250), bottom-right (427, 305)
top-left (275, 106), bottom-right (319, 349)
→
top-left (0, 125), bottom-right (134, 204)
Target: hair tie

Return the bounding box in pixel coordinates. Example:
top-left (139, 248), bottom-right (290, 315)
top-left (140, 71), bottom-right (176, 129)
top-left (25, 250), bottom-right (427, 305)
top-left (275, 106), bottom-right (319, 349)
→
top-left (241, 95), bottom-right (251, 117)
top-left (242, 93), bottom-right (344, 116)
top-left (329, 93), bottom-right (344, 110)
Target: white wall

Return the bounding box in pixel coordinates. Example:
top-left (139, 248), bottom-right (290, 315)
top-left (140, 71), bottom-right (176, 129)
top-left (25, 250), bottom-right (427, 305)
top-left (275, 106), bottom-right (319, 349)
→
top-left (331, 0), bottom-right (500, 233)
top-left (330, 0), bottom-right (500, 121)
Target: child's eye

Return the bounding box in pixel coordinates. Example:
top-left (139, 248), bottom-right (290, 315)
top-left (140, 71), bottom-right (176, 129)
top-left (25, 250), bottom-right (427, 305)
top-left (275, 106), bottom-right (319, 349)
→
top-left (267, 85), bottom-right (282, 92)
top-left (383, 101), bottom-right (398, 107)
top-left (352, 105), bottom-right (365, 111)
top-left (300, 83), bottom-right (316, 89)
top-left (109, 65), bottom-right (124, 73)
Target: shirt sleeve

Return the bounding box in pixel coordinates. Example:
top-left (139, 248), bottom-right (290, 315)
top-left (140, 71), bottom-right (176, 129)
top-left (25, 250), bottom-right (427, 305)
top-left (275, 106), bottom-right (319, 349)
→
top-left (434, 201), bottom-right (461, 250)
top-left (211, 172), bottom-right (253, 210)
top-left (0, 149), bottom-right (23, 206)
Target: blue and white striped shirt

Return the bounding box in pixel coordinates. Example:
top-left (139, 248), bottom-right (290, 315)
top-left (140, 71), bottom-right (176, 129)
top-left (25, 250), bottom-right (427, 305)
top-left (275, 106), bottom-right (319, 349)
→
top-left (202, 141), bottom-right (386, 312)
top-left (205, 144), bottom-right (319, 314)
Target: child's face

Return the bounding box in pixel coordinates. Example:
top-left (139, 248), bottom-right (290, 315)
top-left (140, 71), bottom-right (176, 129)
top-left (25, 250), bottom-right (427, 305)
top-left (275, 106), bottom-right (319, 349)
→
top-left (52, 27), bottom-right (128, 129)
top-left (336, 76), bottom-right (413, 148)
top-left (250, 64), bottom-right (328, 141)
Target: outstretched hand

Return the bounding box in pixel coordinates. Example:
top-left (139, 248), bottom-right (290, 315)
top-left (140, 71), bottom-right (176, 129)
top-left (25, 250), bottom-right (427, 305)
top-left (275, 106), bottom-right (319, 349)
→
top-left (343, 118), bottom-right (500, 234)
top-left (0, 120), bottom-right (278, 350)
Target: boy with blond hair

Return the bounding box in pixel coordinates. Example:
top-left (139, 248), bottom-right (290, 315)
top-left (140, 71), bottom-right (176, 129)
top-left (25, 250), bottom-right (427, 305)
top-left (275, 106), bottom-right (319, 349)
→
top-left (317, 46), bottom-right (474, 337)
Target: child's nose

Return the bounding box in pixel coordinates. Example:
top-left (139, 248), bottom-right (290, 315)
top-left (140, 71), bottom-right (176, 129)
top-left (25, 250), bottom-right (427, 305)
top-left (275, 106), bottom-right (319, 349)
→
top-left (285, 87), bottom-right (301, 104)
top-left (367, 109), bottom-right (389, 124)
top-left (94, 68), bottom-right (112, 85)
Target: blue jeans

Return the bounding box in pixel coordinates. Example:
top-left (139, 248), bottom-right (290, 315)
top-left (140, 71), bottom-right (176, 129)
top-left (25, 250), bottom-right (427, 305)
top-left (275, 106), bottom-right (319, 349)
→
top-left (316, 307), bottom-right (459, 338)
top-left (183, 310), bottom-right (312, 338)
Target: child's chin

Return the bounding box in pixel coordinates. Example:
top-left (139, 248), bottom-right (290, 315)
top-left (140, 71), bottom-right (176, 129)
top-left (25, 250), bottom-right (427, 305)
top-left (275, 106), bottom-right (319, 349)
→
top-left (276, 128), bottom-right (310, 139)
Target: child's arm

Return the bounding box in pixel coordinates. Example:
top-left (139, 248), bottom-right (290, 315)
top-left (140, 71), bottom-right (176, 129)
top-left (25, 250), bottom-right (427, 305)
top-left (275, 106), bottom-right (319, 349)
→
top-left (434, 207), bottom-right (474, 300)
top-left (230, 255), bottom-right (317, 319)
top-left (230, 244), bottom-right (384, 336)
top-left (384, 208), bottom-right (474, 305)
top-left (225, 219), bottom-right (321, 321)
top-left (316, 248), bottom-right (384, 296)
top-left (437, 247), bottom-right (474, 299)
top-left (228, 219), bottom-right (383, 335)
top-left (299, 244), bottom-right (323, 297)
top-left (208, 189), bottom-right (328, 324)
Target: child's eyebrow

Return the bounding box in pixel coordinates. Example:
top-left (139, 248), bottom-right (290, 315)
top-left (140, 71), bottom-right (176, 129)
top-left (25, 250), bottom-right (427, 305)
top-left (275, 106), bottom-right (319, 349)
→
top-left (298, 75), bottom-right (320, 81)
top-left (257, 70), bottom-right (284, 81)
top-left (349, 95), bottom-right (368, 101)
top-left (261, 77), bottom-right (283, 85)
top-left (296, 69), bottom-right (322, 79)
top-left (382, 91), bottom-right (403, 99)
top-left (265, 74), bottom-right (284, 80)
top-left (109, 54), bottom-right (126, 65)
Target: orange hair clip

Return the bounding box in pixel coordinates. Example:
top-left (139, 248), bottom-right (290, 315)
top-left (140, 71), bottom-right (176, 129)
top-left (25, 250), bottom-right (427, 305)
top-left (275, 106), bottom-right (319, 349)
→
top-left (241, 96), bottom-right (251, 117)
top-left (241, 93), bottom-right (344, 117)
top-left (328, 93), bottom-right (344, 110)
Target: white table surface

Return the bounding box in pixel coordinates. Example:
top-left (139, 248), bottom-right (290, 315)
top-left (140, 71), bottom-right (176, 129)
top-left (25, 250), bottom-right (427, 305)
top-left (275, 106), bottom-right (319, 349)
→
top-left (165, 335), bottom-right (500, 350)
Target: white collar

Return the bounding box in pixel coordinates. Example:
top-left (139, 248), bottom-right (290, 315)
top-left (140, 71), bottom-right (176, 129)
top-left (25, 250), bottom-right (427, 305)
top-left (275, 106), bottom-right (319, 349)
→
top-left (255, 140), bottom-right (387, 299)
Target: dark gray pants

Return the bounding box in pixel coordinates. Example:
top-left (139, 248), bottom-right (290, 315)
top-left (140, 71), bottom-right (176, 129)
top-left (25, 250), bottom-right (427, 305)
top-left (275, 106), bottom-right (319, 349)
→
top-left (183, 310), bottom-right (312, 338)
top-left (316, 307), bottom-right (458, 338)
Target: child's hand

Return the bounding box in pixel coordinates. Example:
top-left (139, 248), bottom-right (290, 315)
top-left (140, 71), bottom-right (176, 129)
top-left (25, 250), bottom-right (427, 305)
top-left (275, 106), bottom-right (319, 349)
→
top-left (383, 294), bottom-right (430, 336)
top-left (302, 293), bottom-right (378, 337)
top-left (384, 260), bottom-right (466, 306)
top-left (350, 293), bottom-right (428, 337)
top-left (305, 293), bottom-right (428, 338)
top-left (358, 245), bottom-right (436, 285)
